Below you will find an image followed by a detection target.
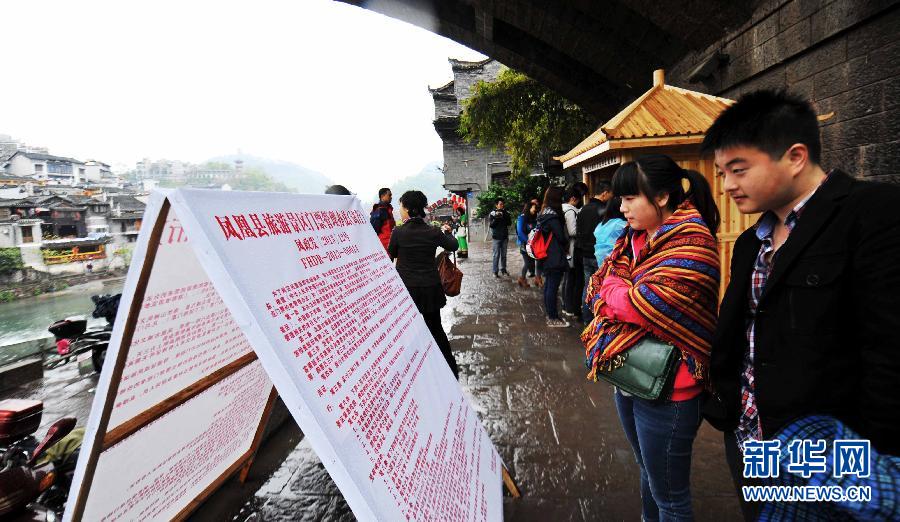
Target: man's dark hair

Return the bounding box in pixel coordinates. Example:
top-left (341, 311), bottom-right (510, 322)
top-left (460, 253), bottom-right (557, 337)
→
top-left (325, 184), bottom-right (351, 195)
top-left (594, 181), bottom-right (611, 196)
top-left (702, 89), bottom-right (821, 165)
top-left (378, 187), bottom-right (391, 198)
top-left (495, 197), bottom-right (504, 204)
top-left (399, 190), bottom-right (428, 218)
top-left (571, 181), bottom-right (589, 198)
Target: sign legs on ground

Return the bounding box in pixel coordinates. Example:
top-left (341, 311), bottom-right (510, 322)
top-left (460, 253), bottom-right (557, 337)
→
top-left (64, 189), bottom-right (503, 521)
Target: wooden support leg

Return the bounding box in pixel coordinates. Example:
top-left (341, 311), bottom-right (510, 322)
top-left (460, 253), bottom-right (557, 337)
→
top-left (239, 459), bottom-right (253, 484)
top-left (502, 466), bottom-right (521, 498)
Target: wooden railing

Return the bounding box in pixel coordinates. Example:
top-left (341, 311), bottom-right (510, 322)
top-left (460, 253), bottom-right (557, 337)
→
top-left (42, 245), bottom-right (106, 265)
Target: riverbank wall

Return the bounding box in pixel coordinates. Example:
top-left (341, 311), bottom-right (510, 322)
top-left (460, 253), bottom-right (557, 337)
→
top-left (0, 337), bottom-right (50, 392)
top-left (0, 269), bottom-right (127, 302)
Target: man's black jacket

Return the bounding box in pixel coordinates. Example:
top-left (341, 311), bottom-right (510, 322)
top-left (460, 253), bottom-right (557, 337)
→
top-left (488, 209), bottom-right (511, 240)
top-left (575, 198), bottom-right (606, 258)
top-left (705, 170), bottom-right (900, 455)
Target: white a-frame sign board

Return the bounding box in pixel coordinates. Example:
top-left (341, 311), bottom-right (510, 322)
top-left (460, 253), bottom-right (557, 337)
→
top-left (64, 189), bottom-right (503, 521)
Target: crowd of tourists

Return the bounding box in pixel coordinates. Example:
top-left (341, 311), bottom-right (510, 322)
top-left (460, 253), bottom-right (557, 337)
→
top-left (590, 91), bottom-right (897, 521)
top-left (340, 89), bottom-right (899, 521)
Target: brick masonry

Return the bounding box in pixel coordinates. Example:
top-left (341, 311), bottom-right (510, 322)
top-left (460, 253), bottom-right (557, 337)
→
top-left (668, 0), bottom-right (899, 184)
top-left (432, 60), bottom-right (515, 198)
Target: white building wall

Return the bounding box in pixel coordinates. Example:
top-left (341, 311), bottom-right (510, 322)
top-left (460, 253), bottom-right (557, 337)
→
top-left (0, 187), bottom-right (27, 198)
top-left (86, 215), bottom-right (109, 235)
top-left (6, 155), bottom-right (37, 177)
top-left (0, 221), bottom-right (40, 247)
top-left (0, 223), bottom-right (15, 247)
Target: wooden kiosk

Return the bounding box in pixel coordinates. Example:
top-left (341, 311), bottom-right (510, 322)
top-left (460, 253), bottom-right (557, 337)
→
top-left (557, 69), bottom-right (757, 296)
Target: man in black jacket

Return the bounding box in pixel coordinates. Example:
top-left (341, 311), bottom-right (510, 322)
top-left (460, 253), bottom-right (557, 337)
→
top-left (702, 90), bottom-right (900, 520)
top-left (575, 181), bottom-right (612, 321)
top-left (488, 198), bottom-right (512, 277)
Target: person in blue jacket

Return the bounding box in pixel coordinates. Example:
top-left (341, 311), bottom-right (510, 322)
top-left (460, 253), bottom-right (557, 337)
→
top-left (593, 196), bottom-right (627, 266)
top-left (516, 200), bottom-right (539, 287)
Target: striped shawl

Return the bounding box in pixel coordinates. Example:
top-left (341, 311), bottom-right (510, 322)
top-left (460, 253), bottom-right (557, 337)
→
top-left (582, 201), bottom-right (720, 382)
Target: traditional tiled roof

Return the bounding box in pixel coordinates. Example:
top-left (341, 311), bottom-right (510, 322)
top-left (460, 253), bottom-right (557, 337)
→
top-left (10, 151), bottom-right (84, 164)
top-left (108, 195), bottom-right (146, 211)
top-left (0, 173), bottom-right (34, 181)
top-left (429, 80), bottom-right (455, 94)
top-left (0, 198), bottom-right (34, 208)
top-left (557, 71), bottom-right (733, 165)
top-left (40, 236), bottom-right (111, 249)
top-left (66, 194), bottom-right (103, 205)
top-left (449, 57), bottom-right (493, 70)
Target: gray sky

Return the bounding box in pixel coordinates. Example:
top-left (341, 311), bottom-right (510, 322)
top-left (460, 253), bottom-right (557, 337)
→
top-left (2, 0), bottom-right (485, 196)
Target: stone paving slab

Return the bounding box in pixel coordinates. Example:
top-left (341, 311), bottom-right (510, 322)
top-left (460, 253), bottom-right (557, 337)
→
top-left (0, 360), bottom-right (100, 432)
top-left (237, 240), bottom-right (742, 521)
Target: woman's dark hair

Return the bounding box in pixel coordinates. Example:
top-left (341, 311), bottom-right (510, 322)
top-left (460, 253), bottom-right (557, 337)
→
top-left (611, 154), bottom-right (720, 237)
top-left (456, 206), bottom-right (465, 215)
top-left (521, 201), bottom-right (538, 221)
top-left (399, 190), bottom-right (428, 218)
top-left (325, 184), bottom-right (351, 195)
top-left (542, 186), bottom-right (565, 218)
top-left (602, 196), bottom-right (625, 224)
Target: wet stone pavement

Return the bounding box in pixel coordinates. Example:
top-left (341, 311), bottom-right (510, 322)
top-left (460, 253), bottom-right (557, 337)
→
top-left (237, 240), bottom-right (742, 521)
top-left (1, 359), bottom-right (99, 433)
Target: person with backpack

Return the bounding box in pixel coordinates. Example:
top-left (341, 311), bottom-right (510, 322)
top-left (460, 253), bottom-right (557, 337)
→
top-left (370, 187), bottom-right (395, 251)
top-left (388, 190), bottom-right (460, 379)
top-left (535, 186), bottom-right (570, 327)
top-left (516, 201), bottom-right (539, 287)
top-left (582, 154), bottom-right (721, 521)
top-left (529, 198), bottom-right (544, 288)
top-left (561, 187), bottom-right (583, 321)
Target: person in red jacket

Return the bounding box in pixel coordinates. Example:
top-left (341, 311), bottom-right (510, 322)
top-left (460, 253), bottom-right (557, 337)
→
top-left (370, 187), bottom-right (395, 251)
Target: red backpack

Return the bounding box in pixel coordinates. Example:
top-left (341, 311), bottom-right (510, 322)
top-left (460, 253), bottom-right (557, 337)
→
top-left (526, 226), bottom-right (553, 260)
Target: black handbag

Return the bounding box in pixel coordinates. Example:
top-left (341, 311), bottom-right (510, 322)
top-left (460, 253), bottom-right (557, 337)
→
top-left (594, 336), bottom-right (680, 401)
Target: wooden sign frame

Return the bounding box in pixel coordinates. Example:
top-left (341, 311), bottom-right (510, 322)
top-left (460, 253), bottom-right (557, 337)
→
top-left (67, 189), bottom-right (511, 521)
top-left (67, 200), bottom-right (278, 522)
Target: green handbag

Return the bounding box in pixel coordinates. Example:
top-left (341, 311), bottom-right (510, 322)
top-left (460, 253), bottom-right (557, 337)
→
top-left (594, 336), bottom-right (680, 401)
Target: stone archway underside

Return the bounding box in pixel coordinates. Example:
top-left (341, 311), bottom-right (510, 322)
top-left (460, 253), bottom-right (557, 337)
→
top-left (339, 0), bottom-right (757, 119)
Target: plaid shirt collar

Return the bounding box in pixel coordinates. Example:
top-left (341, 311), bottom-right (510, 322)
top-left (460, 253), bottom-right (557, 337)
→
top-left (754, 181), bottom-right (823, 242)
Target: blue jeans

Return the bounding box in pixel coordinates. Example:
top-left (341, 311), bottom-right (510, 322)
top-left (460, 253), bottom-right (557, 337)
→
top-left (492, 238), bottom-right (508, 274)
top-left (615, 390), bottom-right (702, 522)
top-left (542, 268), bottom-right (564, 319)
top-left (519, 247), bottom-right (535, 278)
top-left (582, 257), bottom-right (599, 320)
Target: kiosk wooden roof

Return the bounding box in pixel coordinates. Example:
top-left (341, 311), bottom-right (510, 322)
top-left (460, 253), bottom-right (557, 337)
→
top-left (558, 70), bottom-right (750, 300)
top-left (557, 70), bottom-right (733, 169)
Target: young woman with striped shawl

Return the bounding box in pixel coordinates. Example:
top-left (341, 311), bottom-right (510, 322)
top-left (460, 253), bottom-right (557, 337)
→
top-left (582, 154), bottom-right (720, 522)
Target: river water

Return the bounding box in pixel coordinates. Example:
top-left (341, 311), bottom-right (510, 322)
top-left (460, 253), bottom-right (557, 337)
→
top-left (0, 278), bottom-right (125, 347)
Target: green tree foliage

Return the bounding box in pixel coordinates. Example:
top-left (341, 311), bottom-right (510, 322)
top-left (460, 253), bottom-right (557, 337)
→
top-left (0, 247), bottom-right (24, 275)
top-left (474, 175), bottom-right (549, 220)
top-left (154, 166), bottom-right (294, 192)
top-left (459, 69), bottom-right (598, 177)
top-left (203, 161), bottom-right (232, 170)
top-left (228, 167), bottom-right (293, 192)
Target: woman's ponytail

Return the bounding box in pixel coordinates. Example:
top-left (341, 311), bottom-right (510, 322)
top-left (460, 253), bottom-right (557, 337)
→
top-left (681, 168), bottom-right (720, 239)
